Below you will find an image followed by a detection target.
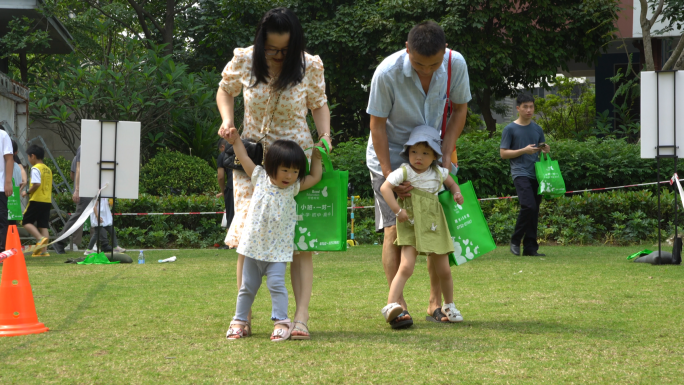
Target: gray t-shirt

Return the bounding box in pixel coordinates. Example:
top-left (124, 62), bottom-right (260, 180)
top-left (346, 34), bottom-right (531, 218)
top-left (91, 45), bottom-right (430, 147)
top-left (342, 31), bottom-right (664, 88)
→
top-left (71, 146), bottom-right (81, 173)
top-left (500, 121), bottom-right (546, 180)
top-left (12, 163), bottom-right (22, 187)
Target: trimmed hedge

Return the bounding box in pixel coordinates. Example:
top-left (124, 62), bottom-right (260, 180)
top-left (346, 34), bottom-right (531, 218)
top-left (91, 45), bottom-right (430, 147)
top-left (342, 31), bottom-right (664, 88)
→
top-left (54, 184), bottom-right (679, 249)
top-left (140, 149), bottom-right (218, 195)
top-left (333, 136), bottom-right (678, 199)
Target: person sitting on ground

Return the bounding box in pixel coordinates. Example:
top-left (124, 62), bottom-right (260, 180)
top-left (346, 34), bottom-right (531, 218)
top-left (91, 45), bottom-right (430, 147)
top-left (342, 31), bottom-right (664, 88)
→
top-left (84, 197), bottom-right (126, 257)
top-left (379, 126), bottom-right (465, 328)
top-left (21, 145), bottom-right (52, 257)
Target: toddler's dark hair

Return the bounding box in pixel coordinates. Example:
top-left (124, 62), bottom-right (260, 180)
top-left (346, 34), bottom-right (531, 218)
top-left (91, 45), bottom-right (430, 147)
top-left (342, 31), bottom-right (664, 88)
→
top-left (26, 144), bottom-right (45, 160)
top-left (264, 140), bottom-right (307, 182)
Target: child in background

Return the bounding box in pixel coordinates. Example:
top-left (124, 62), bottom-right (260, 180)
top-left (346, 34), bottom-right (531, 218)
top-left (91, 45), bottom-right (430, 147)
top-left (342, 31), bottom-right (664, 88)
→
top-left (21, 145), bottom-right (52, 257)
top-left (224, 129), bottom-right (323, 342)
top-left (84, 197), bottom-right (125, 255)
top-left (379, 126), bottom-right (465, 327)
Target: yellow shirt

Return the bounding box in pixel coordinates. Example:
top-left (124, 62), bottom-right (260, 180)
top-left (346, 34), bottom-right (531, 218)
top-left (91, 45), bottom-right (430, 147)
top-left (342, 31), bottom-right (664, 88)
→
top-left (29, 163), bottom-right (52, 203)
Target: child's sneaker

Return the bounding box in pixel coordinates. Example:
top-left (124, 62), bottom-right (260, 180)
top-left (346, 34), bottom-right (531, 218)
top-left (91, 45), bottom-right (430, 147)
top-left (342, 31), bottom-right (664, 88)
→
top-left (381, 303), bottom-right (404, 323)
top-left (113, 246), bottom-right (126, 253)
top-left (441, 303), bottom-right (464, 323)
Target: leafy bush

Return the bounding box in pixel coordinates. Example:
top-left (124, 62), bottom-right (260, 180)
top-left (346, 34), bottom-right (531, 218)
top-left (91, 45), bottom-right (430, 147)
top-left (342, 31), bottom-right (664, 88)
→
top-left (331, 137), bottom-right (373, 199)
top-left (457, 136), bottom-right (676, 197)
top-left (534, 76), bottom-right (596, 140)
top-left (44, 156), bottom-right (74, 193)
top-left (54, 188), bottom-right (678, 248)
top-left (481, 189), bottom-right (677, 246)
top-left (139, 150), bottom-right (218, 196)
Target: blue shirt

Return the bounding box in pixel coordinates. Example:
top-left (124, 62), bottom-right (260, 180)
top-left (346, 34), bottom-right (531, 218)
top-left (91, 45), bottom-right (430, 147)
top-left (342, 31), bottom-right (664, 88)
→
top-left (366, 49), bottom-right (471, 175)
top-left (500, 121), bottom-right (546, 180)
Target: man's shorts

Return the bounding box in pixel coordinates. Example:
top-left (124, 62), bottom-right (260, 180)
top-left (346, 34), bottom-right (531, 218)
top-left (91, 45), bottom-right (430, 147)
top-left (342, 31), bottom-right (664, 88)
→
top-left (22, 201), bottom-right (51, 229)
top-left (370, 170), bottom-right (396, 232)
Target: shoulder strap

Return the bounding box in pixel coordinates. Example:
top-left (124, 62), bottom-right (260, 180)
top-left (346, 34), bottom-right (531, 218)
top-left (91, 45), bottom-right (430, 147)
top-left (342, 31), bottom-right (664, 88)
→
top-left (433, 164), bottom-right (444, 185)
top-left (401, 166), bottom-right (408, 181)
top-left (441, 49), bottom-right (452, 139)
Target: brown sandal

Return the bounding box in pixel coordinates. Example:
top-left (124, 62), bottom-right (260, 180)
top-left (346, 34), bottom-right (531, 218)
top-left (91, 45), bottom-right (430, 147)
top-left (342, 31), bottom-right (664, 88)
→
top-left (291, 320), bottom-right (310, 340)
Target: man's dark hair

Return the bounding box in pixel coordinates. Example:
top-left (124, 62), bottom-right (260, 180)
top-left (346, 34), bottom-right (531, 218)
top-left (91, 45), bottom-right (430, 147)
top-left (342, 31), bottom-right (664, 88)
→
top-left (407, 21), bottom-right (446, 57)
top-left (26, 144), bottom-right (44, 160)
top-left (218, 138), bottom-right (228, 151)
top-left (516, 93), bottom-right (535, 106)
top-left (263, 139), bottom-right (307, 182)
top-left (251, 7), bottom-right (306, 92)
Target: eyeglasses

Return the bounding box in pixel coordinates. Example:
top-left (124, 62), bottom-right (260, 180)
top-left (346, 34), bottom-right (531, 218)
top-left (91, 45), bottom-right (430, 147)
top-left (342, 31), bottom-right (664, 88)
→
top-left (265, 49), bottom-right (288, 56)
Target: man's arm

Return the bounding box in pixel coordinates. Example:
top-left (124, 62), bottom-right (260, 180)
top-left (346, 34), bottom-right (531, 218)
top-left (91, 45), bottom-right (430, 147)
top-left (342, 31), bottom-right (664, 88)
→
top-left (73, 162), bottom-right (80, 203)
top-left (4, 154), bottom-right (13, 197)
top-left (441, 102), bottom-right (467, 169)
top-left (500, 145), bottom-right (539, 159)
top-left (217, 167), bottom-right (225, 197)
top-left (369, 115), bottom-right (393, 178)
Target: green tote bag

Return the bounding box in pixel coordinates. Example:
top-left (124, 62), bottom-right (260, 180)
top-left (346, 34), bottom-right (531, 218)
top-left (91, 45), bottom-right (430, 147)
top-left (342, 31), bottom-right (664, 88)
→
top-left (535, 153), bottom-right (566, 198)
top-left (294, 146), bottom-right (348, 252)
top-left (8, 178), bottom-right (22, 221)
top-left (439, 179), bottom-right (496, 266)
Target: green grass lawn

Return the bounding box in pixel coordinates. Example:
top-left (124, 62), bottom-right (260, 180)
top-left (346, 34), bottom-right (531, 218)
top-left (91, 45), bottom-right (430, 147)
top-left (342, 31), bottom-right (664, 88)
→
top-left (1, 245), bottom-right (683, 384)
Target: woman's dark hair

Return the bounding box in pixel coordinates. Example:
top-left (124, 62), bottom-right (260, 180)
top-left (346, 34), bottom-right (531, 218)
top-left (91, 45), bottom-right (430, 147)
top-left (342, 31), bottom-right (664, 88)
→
top-left (263, 140), bottom-right (307, 182)
top-left (251, 7), bottom-right (306, 92)
top-left (407, 21), bottom-right (446, 57)
top-left (11, 140), bottom-right (21, 165)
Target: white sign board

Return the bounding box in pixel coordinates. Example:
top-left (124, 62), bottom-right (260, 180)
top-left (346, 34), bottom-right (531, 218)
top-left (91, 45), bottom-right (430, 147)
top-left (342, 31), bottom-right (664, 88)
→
top-left (640, 71), bottom-right (684, 159)
top-left (80, 119), bottom-right (141, 199)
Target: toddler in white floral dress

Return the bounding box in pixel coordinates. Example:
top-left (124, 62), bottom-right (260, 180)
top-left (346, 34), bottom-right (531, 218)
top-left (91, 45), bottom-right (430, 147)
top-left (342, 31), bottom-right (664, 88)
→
top-left (225, 130), bottom-right (322, 342)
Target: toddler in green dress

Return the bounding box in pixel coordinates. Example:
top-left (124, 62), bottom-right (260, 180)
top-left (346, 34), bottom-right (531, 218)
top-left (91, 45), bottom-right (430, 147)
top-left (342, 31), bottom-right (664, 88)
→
top-left (379, 126), bottom-right (465, 326)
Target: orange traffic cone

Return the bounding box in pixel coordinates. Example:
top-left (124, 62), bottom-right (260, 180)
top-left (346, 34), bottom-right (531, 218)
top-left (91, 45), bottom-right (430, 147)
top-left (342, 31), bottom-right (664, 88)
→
top-left (0, 225), bottom-right (49, 337)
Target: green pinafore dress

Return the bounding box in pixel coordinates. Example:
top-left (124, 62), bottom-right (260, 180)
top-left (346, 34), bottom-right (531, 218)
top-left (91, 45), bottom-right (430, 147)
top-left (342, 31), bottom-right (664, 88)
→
top-left (394, 165), bottom-right (454, 255)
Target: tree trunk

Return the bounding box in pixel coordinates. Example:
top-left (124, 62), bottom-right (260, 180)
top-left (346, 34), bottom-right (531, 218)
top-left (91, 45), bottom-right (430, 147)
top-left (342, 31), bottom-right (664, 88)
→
top-left (477, 88), bottom-right (497, 136)
top-left (19, 53), bottom-right (28, 83)
top-left (164, 0), bottom-right (175, 56)
top-left (638, 0), bottom-right (665, 71)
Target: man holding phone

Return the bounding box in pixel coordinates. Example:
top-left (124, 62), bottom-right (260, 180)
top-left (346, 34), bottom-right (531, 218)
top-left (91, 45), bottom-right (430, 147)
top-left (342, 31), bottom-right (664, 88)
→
top-left (500, 93), bottom-right (550, 256)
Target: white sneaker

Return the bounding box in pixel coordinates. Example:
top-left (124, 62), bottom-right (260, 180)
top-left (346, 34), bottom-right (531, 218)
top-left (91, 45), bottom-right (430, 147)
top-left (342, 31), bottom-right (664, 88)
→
top-left (113, 246), bottom-right (126, 253)
top-left (84, 249), bottom-right (97, 255)
top-left (381, 303), bottom-right (404, 323)
top-left (441, 303), bottom-right (464, 323)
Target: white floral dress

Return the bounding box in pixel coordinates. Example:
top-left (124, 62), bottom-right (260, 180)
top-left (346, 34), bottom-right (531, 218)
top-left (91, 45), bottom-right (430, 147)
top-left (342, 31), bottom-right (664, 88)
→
top-left (219, 46), bottom-right (328, 248)
top-left (235, 166), bottom-right (300, 262)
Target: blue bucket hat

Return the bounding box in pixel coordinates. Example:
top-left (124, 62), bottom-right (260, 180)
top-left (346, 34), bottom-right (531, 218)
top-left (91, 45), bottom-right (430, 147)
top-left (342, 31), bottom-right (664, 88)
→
top-left (400, 125), bottom-right (443, 162)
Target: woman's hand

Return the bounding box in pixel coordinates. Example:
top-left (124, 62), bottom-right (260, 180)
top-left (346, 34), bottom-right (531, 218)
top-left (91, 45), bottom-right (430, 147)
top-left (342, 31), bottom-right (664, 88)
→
top-left (226, 127), bottom-right (240, 145)
top-left (218, 119), bottom-right (235, 139)
top-left (315, 135), bottom-right (333, 152)
top-left (453, 191), bottom-right (464, 205)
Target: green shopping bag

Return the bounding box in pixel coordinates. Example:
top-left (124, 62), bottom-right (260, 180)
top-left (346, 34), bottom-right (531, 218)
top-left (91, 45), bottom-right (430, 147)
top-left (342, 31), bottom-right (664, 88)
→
top-left (439, 178), bottom-right (496, 266)
top-left (535, 153), bottom-right (566, 198)
top-left (8, 178), bottom-right (22, 220)
top-left (294, 146), bottom-right (348, 252)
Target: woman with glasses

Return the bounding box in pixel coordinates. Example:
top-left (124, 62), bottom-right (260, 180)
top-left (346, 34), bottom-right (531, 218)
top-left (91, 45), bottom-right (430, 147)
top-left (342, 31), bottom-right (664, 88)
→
top-left (217, 7), bottom-right (331, 341)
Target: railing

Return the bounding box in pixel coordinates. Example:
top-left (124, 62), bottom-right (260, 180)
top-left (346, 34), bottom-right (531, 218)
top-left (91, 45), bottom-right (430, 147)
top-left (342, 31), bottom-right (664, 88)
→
top-left (0, 71), bottom-right (29, 102)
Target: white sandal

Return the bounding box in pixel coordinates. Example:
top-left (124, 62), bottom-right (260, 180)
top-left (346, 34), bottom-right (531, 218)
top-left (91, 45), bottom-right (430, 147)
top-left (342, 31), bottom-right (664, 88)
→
top-left (226, 320), bottom-right (248, 340)
top-left (271, 318), bottom-right (293, 342)
top-left (381, 303), bottom-right (404, 323)
top-left (441, 303), bottom-right (464, 323)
